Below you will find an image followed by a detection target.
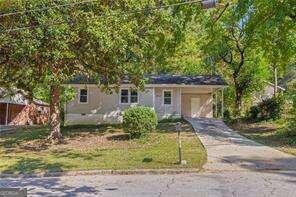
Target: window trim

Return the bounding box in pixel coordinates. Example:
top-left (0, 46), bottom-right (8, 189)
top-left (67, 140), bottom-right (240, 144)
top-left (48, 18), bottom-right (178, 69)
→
top-left (163, 90), bottom-right (172, 106)
top-left (78, 87), bottom-right (89, 104)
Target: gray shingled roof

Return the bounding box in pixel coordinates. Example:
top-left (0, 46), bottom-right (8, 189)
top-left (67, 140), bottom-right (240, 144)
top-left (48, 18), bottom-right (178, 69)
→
top-left (145, 75), bottom-right (225, 85)
top-left (67, 74), bottom-right (226, 86)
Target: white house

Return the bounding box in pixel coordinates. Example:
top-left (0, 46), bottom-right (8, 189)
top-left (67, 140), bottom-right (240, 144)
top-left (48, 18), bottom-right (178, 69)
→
top-left (64, 75), bottom-right (226, 125)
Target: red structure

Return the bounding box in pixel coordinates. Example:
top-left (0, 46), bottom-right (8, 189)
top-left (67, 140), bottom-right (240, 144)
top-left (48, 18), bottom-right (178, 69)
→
top-left (0, 90), bottom-right (49, 126)
top-left (0, 103), bottom-right (26, 125)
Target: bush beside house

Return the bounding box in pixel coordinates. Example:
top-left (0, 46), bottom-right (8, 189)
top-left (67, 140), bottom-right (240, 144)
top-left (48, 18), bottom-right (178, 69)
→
top-left (123, 106), bottom-right (158, 137)
top-left (282, 83), bottom-right (296, 138)
top-left (248, 95), bottom-right (284, 121)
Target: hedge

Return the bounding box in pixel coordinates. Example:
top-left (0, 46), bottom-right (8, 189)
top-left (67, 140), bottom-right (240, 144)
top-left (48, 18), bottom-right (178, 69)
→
top-left (123, 106), bottom-right (158, 137)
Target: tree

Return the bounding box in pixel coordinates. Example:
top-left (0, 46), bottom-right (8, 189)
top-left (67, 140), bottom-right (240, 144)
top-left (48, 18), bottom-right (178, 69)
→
top-left (197, 2), bottom-right (270, 117)
top-left (0, 0), bottom-right (200, 141)
top-left (1, 0), bottom-right (80, 141)
top-left (163, 23), bottom-right (212, 75)
top-left (249, 0), bottom-right (296, 96)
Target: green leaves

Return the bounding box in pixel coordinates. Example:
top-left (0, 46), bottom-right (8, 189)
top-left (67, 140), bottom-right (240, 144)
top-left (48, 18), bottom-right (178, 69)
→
top-left (186, 1), bottom-right (278, 116)
top-left (0, 0), bottom-right (197, 93)
top-left (123, 106), bottom-right (158, 137)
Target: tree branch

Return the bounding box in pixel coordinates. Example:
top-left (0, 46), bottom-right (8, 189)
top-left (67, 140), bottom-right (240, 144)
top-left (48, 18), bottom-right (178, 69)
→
top-left (219, 50), bottom-right (233, 64)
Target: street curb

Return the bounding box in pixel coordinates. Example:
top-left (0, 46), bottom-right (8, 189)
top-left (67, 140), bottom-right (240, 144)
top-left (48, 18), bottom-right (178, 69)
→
top-left (0, 168), bottom-right (201, 178)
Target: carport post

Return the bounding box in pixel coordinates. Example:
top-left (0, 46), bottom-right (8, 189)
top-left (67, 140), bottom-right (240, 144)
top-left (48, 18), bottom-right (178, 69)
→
top-left (221, 88), bottom-right (224, 118)
top-left (215, 91), bottom-right (218, 118)
top-left (5, 102), bottom-right (9, 125)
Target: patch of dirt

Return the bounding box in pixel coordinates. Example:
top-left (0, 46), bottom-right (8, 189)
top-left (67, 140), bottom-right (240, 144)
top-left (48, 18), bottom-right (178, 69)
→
top-left (53, 132), bottom-right (144, 151)
top-left (7, 131), bottom-right (151, 153)
top-left (20, 140), bottom-right (49, 151)
top-left (6, 121), bottom-right (195, 153)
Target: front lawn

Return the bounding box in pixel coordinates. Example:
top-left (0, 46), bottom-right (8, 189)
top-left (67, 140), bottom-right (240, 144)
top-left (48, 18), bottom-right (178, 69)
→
top-left (0, 120), bottom-right (206, 174)
top-left (230, 121), bottom-right (296, 156)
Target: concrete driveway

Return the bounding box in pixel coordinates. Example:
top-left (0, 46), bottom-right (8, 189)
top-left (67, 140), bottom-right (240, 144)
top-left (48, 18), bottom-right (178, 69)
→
top-left (185, 117), bottom-right (296, 172)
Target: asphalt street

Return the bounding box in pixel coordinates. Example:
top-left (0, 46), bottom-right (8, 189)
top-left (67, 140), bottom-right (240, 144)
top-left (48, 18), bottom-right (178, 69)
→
top-left (1, 171), bottom-right (296, 197)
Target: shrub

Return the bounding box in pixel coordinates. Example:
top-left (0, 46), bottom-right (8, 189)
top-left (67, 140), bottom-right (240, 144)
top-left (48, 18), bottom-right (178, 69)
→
top-left (249, 106), bottom-right (260, 120)
top-left (123, 106), bottom-right (158, 137)
top-left (282, 83), bottom-right (296, 137)
top-left (284, 121), bottom-right (296, 137)
top-left (248, 95), bottom-right (284, 121)
top-left (265, 96), bottom-right (284, 120)
top-left (223, 109), bottom-right (232, 123)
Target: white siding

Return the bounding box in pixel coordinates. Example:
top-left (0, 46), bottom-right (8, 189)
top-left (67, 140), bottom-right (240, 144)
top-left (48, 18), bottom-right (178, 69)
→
top-left (65, 85), bottom-right (154, 125)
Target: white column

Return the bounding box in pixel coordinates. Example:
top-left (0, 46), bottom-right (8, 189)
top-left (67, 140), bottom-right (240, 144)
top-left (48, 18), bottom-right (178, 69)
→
top-left (179, 88), bottom-right (182, 117)
top-left (5, 103), bottom-right (9, 125)
top-left (221, 88), bottom-right (224, 118)
top-left (214, 90), bottom-right (218, 118)
top-left (152, 87), bottom-right (155, 109)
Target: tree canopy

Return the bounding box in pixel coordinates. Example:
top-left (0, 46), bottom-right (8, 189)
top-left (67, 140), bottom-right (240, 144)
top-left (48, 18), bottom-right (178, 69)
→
top-left (0, 0), bottom-right (295, 134)
top-left (0, 0), bottom-right (201, 140)
top-left (164, 0), bottom-right (295, 117)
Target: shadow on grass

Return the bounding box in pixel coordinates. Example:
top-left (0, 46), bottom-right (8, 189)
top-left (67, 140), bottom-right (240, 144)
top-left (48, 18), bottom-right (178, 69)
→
top-left (0, 127), bottom-right (49, 148)
top-left (232, 122), bottom-right (296, 148)
top-left (0, 124), bottom-right (122, 150)
top-left (50, 149), bottom-right (103, 160)
top-left (157, 121), bottom-right (193, 133)
top-left (106, 133), bottom-right (131, 141)
top-left (62, 124), bottom-right (122, 137)
top-left (1, 157), bottom-right (69, 174)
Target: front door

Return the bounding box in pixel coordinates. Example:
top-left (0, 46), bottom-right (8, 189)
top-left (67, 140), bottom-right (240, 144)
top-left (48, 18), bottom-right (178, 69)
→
top-left (191, 98), bottom-right (201, 118)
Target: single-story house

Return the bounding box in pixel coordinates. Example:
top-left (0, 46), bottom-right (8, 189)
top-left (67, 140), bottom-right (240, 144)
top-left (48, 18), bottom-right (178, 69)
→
top-left (64, 75), bottom-right (226, 125)
top-left (0, 89), bottom-right (49, 125)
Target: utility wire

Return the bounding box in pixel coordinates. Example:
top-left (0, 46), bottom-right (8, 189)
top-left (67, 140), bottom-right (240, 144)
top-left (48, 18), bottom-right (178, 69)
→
top-left (1, 0), bottom-right (204, 33)
top-left (0, 0), bottom-right (202, 18)
top-left (0, 0), bottom-right (96, 18)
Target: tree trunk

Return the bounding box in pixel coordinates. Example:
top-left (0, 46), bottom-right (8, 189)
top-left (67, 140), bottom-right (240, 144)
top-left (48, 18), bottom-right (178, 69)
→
top-left (234, 90), bottom-right (243, 117)
top-left (48, 85), bottom-right (62, 143)
top-left (274, 66), bottom-right (278, 96)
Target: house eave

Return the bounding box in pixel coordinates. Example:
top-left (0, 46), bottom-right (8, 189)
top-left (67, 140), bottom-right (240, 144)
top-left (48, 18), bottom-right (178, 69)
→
top-left (144, 84), bottom-right (226, 88)
top-left (65, 83), bottom-right (226, 89)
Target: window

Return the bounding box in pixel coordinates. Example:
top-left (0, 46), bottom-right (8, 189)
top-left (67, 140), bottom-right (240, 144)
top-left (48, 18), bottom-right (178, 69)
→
top-left (120, 89), bottom-right (129, 104)
top-left (79, 89), bottom-right (88, 103)
top-left (120, 89), bottom-right (138, 104)
top-left (163, 90), bottom-right (172, 105)
top-left (130, 90), bottom-right (138, 103)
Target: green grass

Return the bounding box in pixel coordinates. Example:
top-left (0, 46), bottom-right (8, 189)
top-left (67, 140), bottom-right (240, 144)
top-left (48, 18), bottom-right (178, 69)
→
top-left (230, 121), bottom-right (296, 156)
top-left (0, 121), bottom-right (206, 174)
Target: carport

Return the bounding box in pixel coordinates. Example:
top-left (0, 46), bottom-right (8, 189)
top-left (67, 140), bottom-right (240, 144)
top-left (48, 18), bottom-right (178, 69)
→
top-left (180, 86), bottom-right (226, 119)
